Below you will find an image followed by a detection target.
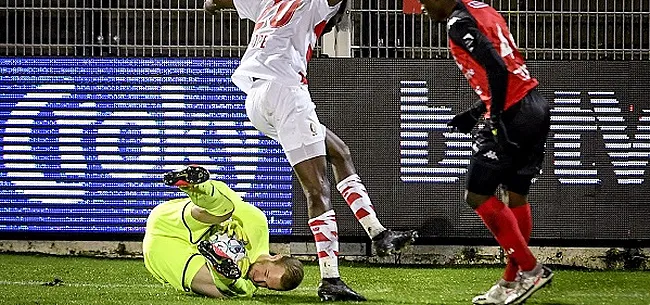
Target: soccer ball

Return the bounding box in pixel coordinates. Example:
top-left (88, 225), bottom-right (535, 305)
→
top-left (210, 232), bottom-right (247, 263)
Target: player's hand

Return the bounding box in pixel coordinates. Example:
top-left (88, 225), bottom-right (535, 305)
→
top-left (220, 219), bottom-right (249, 245)
top-left (448, 111), bottom-right (479, 133)
top-left (448, 100), bottom-right (486, 133)
top-left (203, 0), bottom-right (220, 15)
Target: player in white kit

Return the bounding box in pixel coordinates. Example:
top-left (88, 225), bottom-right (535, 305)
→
top-left (204, 0), bottom-right (417, 301)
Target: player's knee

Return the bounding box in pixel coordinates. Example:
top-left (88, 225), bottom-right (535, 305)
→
top-left (506, 191), bottom-right (528, 207)
top-left (464, 191), bottom-right (491, 209)
top-left (328, 140), bottom-right (353, 166)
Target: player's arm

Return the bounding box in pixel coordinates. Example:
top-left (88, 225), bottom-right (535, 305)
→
top-left (204, 0), bottom-right (235, 14)
top-left (447, 15), bottom-right (508, 119)
top-left (448, 99), bottom-right (487, 133)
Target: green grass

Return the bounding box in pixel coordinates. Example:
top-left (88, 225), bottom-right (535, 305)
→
top-left (0, 253), bottom-right (648, 305)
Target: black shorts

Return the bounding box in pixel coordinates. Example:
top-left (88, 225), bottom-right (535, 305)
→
top-left (466, 89), bottom-right (551, 196)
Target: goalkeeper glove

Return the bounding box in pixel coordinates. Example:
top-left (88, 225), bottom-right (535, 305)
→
top-left (219, 219), bottom-right (249, 245)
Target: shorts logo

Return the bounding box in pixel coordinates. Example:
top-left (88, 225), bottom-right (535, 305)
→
top-left (483, 150), bottom-right (499, 160)
top-left (310, 123), bottom-right (318, 136)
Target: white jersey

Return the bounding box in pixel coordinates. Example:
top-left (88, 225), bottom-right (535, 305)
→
top-left (231, 0), bottom-right (341, 93)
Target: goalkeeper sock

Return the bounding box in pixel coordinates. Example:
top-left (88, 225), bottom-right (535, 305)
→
top-left (181, 180), bottom-right (234, 217)
top-left (336, 174), bottom-right (386, 239)
top-left (308, 210), bottom-right (340, 279)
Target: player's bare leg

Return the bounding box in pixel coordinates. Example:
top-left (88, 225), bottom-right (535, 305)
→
top-left (325, 128), bottom-right (417, 257)
top-left (294, 155), bottom-right (366, 302)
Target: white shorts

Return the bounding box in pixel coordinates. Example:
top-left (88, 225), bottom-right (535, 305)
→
top-left (244, 79), bottom-right (326, 166)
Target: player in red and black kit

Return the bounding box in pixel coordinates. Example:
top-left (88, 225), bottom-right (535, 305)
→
top-left (418, 0), bottom-right (553, 304)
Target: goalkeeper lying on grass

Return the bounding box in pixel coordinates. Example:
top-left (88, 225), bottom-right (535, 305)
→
top-left (143, 165), bottom-right (304, 298)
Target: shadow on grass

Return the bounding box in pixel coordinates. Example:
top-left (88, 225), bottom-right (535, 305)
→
top-left (254, 294), bottom-right (442, 305)
top-left (252, 293), bottom-right (322, 303)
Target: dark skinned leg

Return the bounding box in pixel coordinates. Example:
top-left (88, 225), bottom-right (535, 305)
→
top-left (324, 128), bottom-right (355, 183)
top-left (324, 127), bottom-right (417, 256)
top-left (293, 155), bottom-right (331, 218)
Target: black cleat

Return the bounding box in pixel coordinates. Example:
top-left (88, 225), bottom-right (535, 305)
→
top-left (197, 240), bottom-right (242, 280)
top-left (318, 278), bottom-right (367, 302)
top-left (163, 165), bottom-right (210, 187)
top-left (372, 229), bottom-right (418, 257)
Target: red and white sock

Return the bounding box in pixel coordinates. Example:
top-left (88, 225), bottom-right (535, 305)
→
top-left (308, 210), bottom-right (340, 279)
top-left (503, 203), bottom-right (533, 281)
top-left (336, 174), bottom-right (386, 239)
top-left (475, 196), bottom-right (537, 272)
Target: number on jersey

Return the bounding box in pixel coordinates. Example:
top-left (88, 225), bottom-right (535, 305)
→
top-left (255, 0), bottom-right (302, 30)
top-left (467, 1), bottom-right (488, 9)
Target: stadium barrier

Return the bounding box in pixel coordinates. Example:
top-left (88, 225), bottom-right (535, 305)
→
top-left (1, 239), bottom-right (648, 270)
top-left (1, 57), bottom-right (649, 249)
top-left (1, 0), bottom-right (648, 59)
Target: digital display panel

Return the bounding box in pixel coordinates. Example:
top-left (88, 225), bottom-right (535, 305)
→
top-left (297, 59), bottom-right (650, 243)
top-left (0, 57), bottom-right (293, 236)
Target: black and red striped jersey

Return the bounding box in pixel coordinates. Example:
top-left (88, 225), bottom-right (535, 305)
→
top-left (447, 0), bottom-right (538, 116)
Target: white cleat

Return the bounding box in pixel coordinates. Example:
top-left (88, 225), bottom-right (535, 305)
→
top-left (505, 264), bottom-right (554, 305)
top-left (472, 280), bottom-right (517, 305)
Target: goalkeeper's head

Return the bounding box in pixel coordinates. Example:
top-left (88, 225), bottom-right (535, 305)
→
top-left (248, 254), bottom-right (304, 291)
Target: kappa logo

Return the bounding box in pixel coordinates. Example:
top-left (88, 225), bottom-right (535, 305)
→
top-left (463, 33), bottom-right (475, 52)
top-left (483, 150), bottom-right (498, 160)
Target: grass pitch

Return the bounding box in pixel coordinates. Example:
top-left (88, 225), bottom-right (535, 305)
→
top-left (0, 253), bottom-right (648, 305)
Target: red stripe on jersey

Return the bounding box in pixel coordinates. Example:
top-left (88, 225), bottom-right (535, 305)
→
top-left (313, 232), bottom-right (331, 242)
top-left (299, 72), bottom-right (308, 84)
top-left (306, 21), bottom-right (328, 63)
top-left (314, 20), bottom-right (327, 38)
top-left (317, 251), bottom-right (329, 258)
top-left (450, 0), bottom-right (538, 112)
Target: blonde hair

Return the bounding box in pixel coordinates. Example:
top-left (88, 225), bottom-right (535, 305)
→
top-left (276, 256), bottom-right (304, 291)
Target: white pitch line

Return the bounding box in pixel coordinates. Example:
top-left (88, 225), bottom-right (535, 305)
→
top-left (0, 280), bottom-right (163, 289)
